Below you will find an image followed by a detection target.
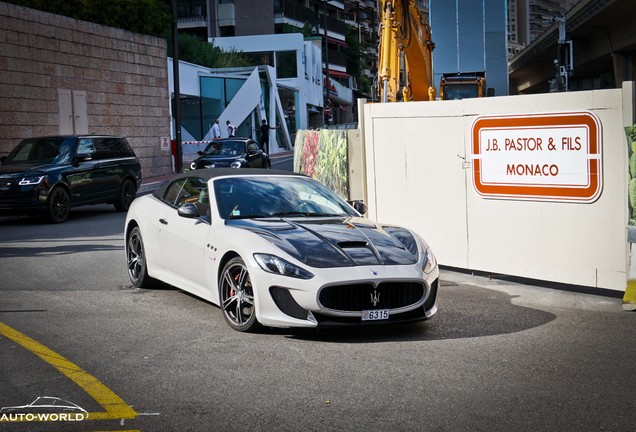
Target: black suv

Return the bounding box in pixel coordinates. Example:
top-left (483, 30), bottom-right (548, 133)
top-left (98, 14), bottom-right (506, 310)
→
top-left (0, 135), bottom-right (141, 222)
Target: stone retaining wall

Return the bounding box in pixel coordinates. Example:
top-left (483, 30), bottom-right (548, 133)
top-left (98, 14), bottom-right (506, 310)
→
top-left (0, 2), bottom-right (172, 178)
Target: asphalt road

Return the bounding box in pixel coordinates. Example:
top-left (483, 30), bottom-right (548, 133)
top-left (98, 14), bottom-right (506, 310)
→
top-left (1, 178), bottom-right (635, 431)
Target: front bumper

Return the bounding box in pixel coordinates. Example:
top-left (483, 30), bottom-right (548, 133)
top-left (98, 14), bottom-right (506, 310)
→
top-left (252, 262), bottom-right (440, 329)
top-left (0, 185), bottom-right (47, 215)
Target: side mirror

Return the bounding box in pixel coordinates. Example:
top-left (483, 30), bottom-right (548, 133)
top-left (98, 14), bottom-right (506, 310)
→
top-left (197, 151), bottom-right (204, 155)
top-left (73, 153), bottom-right (92, 166)
top-left (351, 200), bottom-right (368, 215)
top-left (177, 203), bottom-right (200, 218)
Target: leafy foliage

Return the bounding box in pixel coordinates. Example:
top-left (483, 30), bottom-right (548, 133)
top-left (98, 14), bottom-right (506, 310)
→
top-left (294, 130), bottom-right (349, 200)
top-left (168, 33), bottom-right (252, 68)
top-left (345, 25), bottom-right (372, 97)
top-left (279, 22), bottom-right (315, 37)
top-left (626, 125), bottom-right (636, 224)
top-left (5, 0), bottom-right (172, 37)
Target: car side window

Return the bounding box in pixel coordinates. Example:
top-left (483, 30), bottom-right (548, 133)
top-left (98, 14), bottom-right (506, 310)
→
top-left (163, 178), bottom-right (209, 216)
top-left (76, 138), bottom-right (95, 156)
top-left (175, 178), bottom-right (208, 208)
top-left (93, 138), bottom-right (132, 159)
top-left (163, 179), bottom-right (186, 206)
top-left (247, 142), bottom-right (259, 153)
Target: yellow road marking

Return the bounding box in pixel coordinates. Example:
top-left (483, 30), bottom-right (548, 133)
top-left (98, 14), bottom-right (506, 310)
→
top-left (0, 321), bottom-right (137, 422)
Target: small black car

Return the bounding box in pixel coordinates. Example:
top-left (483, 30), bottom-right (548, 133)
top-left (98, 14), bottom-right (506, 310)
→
top-left (189, 138), bottom-right (271, 170)
top-left (0, 135), bottom-right (141, 223)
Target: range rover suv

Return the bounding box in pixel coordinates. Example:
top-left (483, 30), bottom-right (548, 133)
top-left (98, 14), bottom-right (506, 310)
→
top-left (0, 135), bottom-right (142, 223)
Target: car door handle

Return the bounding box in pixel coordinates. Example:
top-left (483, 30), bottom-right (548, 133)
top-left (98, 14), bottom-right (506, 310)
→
top-left (159, 218), bottom-right (168, 225)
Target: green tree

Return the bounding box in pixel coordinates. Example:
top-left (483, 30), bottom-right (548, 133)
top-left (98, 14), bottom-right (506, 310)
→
top-left (168, 33), bottom-right (251, 69)
top-left (5, 0), bottom-right (172, 37)
top-left (345, 25), bottom-right (372, 97)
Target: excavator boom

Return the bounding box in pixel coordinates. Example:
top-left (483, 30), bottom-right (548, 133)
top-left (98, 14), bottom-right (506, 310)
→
top-left (377, 0), bottom-right (435, 102)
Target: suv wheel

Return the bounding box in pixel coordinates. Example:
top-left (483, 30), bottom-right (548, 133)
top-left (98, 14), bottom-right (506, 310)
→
top-left (46, 186), bottom-right (70, 223)
top-left (114, 179), bottom-right (136, 212)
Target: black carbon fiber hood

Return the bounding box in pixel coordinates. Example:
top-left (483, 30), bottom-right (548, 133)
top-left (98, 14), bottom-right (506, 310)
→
top-left (227, 217), bottom-right (419, 268)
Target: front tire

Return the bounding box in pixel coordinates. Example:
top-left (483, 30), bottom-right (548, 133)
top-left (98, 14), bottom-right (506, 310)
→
top-left (126, 226), bottom-right (154, 288)
top-left (46, 186), bottom-right (70, 223)
top-left (219, 257), bottom-right (259, 332)
top-left (114, 179), bottom-right (136, 212)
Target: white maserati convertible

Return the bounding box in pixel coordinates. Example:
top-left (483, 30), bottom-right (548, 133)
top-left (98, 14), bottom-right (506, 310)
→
top-left (124, 169), bottom-right (439, 332)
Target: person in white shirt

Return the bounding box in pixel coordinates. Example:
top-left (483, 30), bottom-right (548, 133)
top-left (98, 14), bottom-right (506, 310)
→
top-left (212, 119), bottom-right (221, 140)
top-left (226, 120), bottom-right (236, 137)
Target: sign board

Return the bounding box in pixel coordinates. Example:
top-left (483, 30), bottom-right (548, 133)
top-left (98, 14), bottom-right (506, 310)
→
top-left (160, 136), bottom-right (170, 151)
top-left (471, 112), bottom-right (602, 202)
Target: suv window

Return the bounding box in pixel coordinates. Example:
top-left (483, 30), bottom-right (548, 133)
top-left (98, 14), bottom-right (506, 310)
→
top-left (76, 138), bottom-right (96, 157)
top-left (93, 137), bottom-right (134, 160)
top-left (5, 137), bottom-right (75, 164)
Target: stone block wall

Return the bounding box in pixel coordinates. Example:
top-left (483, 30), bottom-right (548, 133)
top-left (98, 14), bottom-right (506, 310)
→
top-left (0, 2), bottom-right (172, 178)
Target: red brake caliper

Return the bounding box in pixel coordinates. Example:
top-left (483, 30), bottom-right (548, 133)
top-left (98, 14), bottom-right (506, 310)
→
top-left (230, 271), bottom-right (240, 297)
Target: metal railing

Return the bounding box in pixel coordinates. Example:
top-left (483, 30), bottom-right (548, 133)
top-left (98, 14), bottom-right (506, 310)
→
top-left (274, 0), bottom-right (346, 36)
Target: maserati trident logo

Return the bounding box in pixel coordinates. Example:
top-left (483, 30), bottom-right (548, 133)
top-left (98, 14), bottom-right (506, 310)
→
top-left (370, 289), bottom-right (380, 307)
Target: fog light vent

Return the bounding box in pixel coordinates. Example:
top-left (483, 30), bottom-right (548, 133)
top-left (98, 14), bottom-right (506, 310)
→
top-left (270, 287), bottom-right (309, 320)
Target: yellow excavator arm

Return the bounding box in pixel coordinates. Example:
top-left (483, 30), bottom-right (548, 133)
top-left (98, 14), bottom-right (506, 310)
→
top-left (377, 0), bottom-right (436, 102)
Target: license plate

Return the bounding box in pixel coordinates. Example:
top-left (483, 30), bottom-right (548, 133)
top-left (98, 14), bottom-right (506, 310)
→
top-left (361, 309), bottom-right (389, 321)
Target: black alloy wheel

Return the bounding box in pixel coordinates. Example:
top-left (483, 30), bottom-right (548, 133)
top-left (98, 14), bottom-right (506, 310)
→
top-left (126, 226), bottom-right (153, 288)
top-left (114, 179), bottom-right (136, 212)
top-left (219, 257), bottom-right (259, 332)
top-left (46, 186), bottom-right (70, 223)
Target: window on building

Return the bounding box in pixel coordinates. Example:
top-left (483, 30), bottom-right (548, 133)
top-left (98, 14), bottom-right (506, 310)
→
top-left (276, 51), bottom-right (297, 78)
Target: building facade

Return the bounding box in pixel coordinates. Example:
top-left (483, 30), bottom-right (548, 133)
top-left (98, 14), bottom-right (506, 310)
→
top-left (509, 0), bottom-right (636, 94)
top-left (508, 0), bottom-right (581, 59)
top-left (175, 0), bottom-right (379, 125)
top-left (430, 0), bottom-right (509, 97)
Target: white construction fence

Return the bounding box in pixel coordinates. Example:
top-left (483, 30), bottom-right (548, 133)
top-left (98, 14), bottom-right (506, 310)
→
top-left (361, 83), bottom-right (635, 292)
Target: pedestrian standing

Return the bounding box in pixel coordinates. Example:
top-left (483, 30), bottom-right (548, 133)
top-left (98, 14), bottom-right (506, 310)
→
top-left (259, 119), bottom-right (277, 154)
top-left (226, 120), bottom-right (236, 137)
top-left (212, 119), bottom-right (221, 140)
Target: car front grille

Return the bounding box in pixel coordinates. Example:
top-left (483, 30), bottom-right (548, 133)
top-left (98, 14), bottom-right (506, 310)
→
top-left (318, 281), bottom-right (425, 312)
top-left (0, 177), bottom-right (17, 188)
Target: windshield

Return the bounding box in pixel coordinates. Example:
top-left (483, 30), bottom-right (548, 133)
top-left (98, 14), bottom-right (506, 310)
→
top-left (442, 84), bottom-right (479, 100)
top-left (4, 137), bottom-right (75, 164)
top-left (203, 141), bottom-right (246, 157)
top-left (213, 176), bottom-right (358, 219)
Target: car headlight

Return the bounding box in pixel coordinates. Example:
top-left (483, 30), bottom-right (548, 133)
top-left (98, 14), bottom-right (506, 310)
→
top-left (19, 175), bottom-right (46, 186)
top-left (412, 232), bottom-right (437, 274)
top-left (230, 159), bottom-right (246, 168)
top-left (254, 253), bottom-right (314, 279)
top-left (423, 246), bottom-right (437, 274)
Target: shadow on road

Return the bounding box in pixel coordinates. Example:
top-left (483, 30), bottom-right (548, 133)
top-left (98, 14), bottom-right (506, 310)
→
top-left (0, 205), bottom-right (125, 242)
top-left (277, 281), bottom-right (556, 343)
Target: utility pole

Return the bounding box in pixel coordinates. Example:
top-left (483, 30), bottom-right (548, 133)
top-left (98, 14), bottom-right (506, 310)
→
top-left (171, 0), bottom-right (183, 172)
top-left (555, 15), bottom-right (573, 92)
